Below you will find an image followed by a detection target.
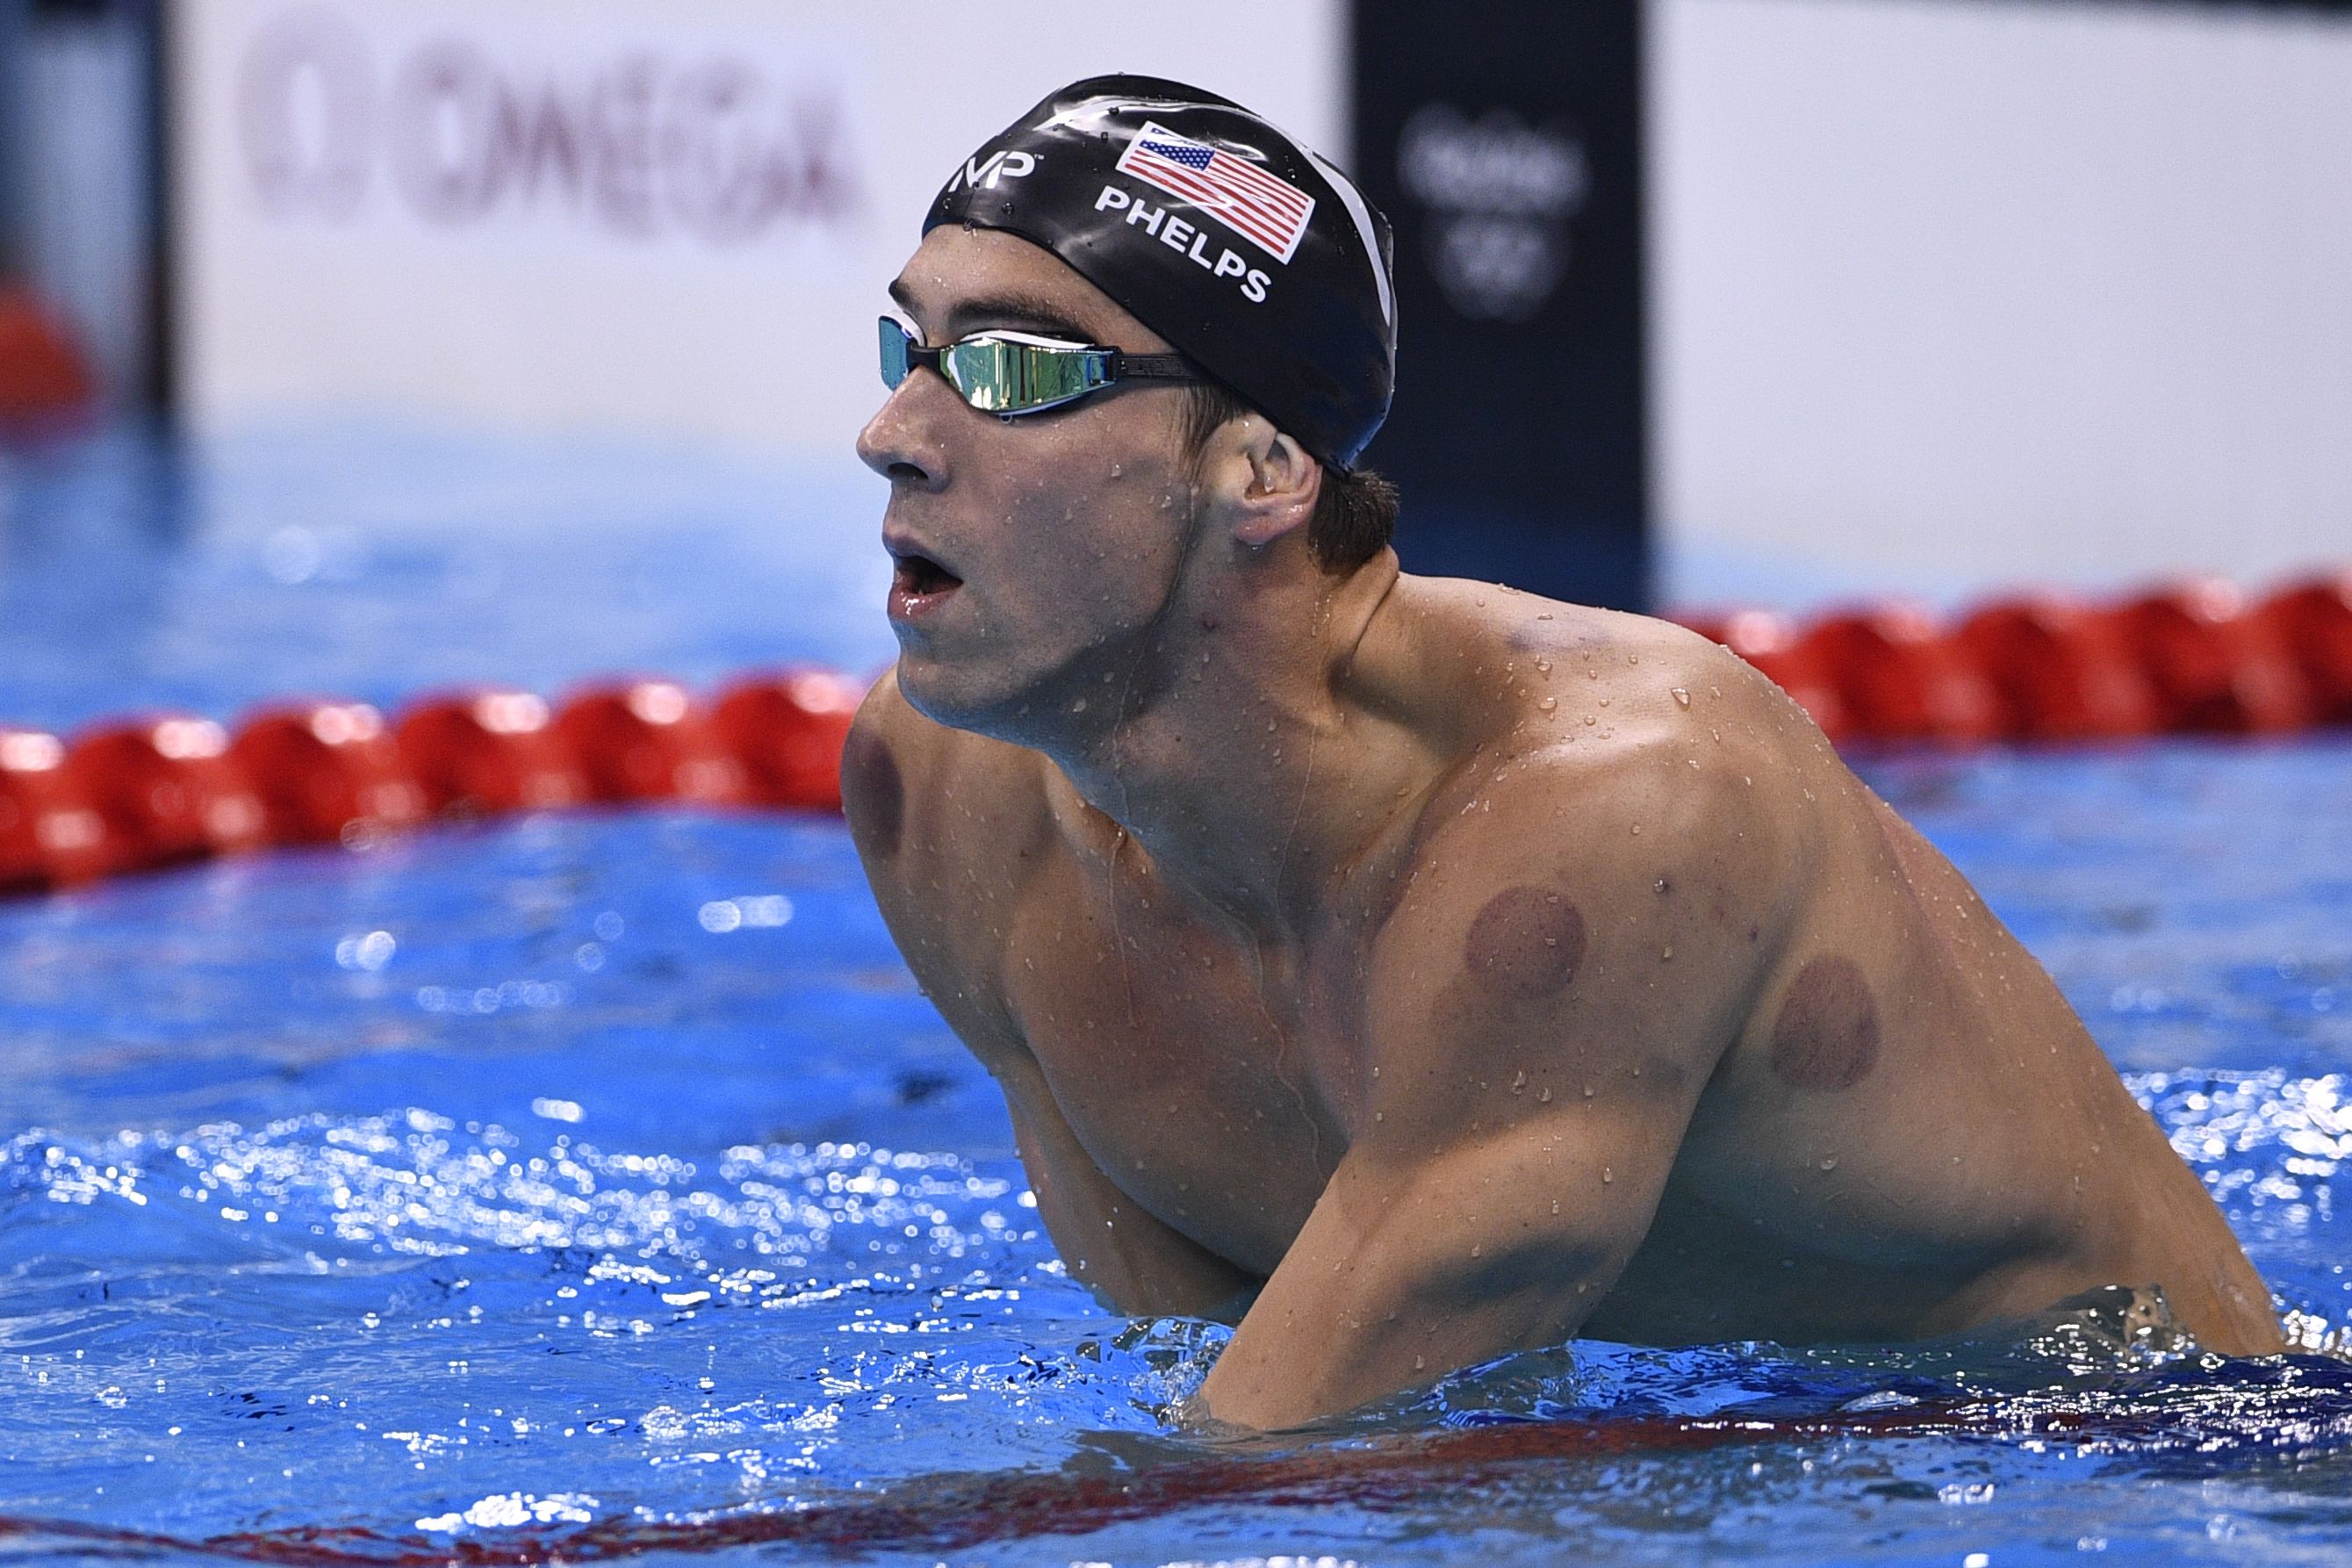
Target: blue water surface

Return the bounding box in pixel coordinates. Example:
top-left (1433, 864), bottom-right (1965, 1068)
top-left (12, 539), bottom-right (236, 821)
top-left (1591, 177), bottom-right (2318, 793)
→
top-left (1, 427), bottom-right (2348, 1566)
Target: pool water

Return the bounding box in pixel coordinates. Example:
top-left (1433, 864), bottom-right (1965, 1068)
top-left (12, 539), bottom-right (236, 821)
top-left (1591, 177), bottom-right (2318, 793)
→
top-left (2, 428), bottom-right (2348, 1565)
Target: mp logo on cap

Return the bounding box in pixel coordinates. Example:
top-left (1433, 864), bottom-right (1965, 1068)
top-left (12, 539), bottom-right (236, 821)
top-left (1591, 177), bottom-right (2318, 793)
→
top-left (947, 148), bottom-right (1037, 192)
top-left (1114, 122), bottom-right (1314, 265)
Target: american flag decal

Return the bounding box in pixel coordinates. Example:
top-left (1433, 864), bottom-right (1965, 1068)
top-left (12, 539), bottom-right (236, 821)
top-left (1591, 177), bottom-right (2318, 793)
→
top-left (1114, 121), bottom-right (1316, 264)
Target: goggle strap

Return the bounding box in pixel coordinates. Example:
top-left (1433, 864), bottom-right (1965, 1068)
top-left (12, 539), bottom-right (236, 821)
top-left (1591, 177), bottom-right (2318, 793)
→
top-left (1105, 352), bottom-right (1196, 381)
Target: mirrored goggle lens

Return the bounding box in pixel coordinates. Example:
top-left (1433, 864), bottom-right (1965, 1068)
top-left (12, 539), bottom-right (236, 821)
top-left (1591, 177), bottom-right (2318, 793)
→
top-left (876, 317), bottom-right (1112, 414)
top-left (878, 317), bottom-right (912, 389)
top-left (939, 337), bottom-right (1108, 414)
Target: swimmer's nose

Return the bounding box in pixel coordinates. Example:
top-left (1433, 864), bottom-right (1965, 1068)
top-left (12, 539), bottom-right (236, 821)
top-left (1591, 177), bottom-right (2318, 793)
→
top-left (856, 385), bottom-right (949, 491)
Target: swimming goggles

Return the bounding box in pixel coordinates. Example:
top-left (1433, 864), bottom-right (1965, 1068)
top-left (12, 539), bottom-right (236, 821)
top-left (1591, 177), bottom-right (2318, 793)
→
top-left (877, 316), bottom-right (1198, 416)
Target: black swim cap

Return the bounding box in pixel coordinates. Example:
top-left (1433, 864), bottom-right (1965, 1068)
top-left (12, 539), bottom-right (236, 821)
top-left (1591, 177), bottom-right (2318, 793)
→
top-left (925, 75), bottom-right (1397, 469)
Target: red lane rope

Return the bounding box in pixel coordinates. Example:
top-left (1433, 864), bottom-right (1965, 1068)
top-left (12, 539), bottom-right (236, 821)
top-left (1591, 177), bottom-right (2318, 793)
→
top-left (0, 284), bottom-right (92, 427)
top-left (1671, 568), bottom-right (2352, 747)
top-left (0, 1392), bottom-right (2181, 1564)
top-left (3, 569), bottom-right (2346, 900)
top-left (0, 671), bottom-right (863, 897)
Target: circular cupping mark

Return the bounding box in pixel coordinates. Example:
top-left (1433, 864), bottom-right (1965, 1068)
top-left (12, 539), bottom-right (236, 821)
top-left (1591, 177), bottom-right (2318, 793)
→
top-left (1464, 884), bottom-right (1587, 1000)
top-left (1768, 954), bottom-right (1881, 1092)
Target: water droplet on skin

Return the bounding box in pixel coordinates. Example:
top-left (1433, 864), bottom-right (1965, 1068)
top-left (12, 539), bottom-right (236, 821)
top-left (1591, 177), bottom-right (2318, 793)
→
top-left (1630, 824), bottom-right (1642, 835)
top-left (1536, 658), bottom-right (1551, 673)
top-left (1374, 1111), bottom-right (1385, 1123)
top-left (1538, 1086), bottom-right (1553, 1102)
top-left (1415, 1356), bottom-right (1426, 1370)
top-left (1661, 946), bottom-right (1673, 960)
top-left (1672, 687), bottom-right (1691, 707)
top-left (1710, 686), bottom-right (1722, 698)
top-left (1602, 1167), bottom-right (1615, 1183)
top-left (1598, 696), bottom-right (1611, 707)
top-left (1071, 698), bottom-right (1087, 712)
top-left (1539, 697), bottom-right (1557, 711)
top-left (1551, 1199), bottom-right (1561, 1214)
top-left (1819, 1156), bottom-right (1838, 1171)
top-left (1654, 878), bottom-right (1669, 893)
top-left (1371, 1065), bottom-right (1381, 1078)
top-left (1536, 613), bottom-right (1552, 620)
top-left (1512, 1070), bottom-right (1528, 1092)
top-left (1266, 719), bottom-right (1277, 732)
top-left (1582, 1082), bottom-right (1596, 1098)
top-left (1583, 714), bottom-right (1596, 726)
top-left (1471, 1243), bottom-right (1482, 1257)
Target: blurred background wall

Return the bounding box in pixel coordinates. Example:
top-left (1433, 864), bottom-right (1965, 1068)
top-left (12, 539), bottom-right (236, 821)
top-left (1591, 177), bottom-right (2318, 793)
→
top-left (2, 0), bottom-right (167, 405)
top-left (1653, 0), bottom-right (2352, 609)
top-left (3, 0), bottom-right (2347, 614)
top-left (163, 0), bottom-right (1345, 463)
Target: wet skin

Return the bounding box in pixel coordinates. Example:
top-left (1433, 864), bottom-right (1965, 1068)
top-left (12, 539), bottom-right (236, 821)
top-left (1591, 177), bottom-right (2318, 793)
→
top-left (846, 227), bottom-right (2284, 1431)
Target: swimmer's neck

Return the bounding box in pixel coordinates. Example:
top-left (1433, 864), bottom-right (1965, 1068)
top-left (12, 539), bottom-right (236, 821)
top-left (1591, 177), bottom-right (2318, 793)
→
top-left (1041, 548), bottom-right (1430, 933)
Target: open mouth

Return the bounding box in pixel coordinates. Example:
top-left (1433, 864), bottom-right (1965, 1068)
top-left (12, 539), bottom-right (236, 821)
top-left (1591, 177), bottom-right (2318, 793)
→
top-left (888, 549), bottom-right (964, 620)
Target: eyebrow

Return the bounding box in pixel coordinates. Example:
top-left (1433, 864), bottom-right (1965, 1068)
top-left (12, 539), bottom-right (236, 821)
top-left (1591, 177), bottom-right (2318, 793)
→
top-left (887, 279), bottom-right (1100, 345)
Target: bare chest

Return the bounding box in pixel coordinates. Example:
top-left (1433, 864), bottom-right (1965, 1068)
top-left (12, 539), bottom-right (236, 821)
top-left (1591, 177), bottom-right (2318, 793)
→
top-left (997, 857), bottom-right (1371, 1275)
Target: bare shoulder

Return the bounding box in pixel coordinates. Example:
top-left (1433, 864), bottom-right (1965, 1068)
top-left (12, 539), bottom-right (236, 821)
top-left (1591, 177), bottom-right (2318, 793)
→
top-left (1370, 576), bottom-right (1841, 860)
top-left (1359, 582), bottom-right (1843, 1090)
top-left (841, 671), bottom-right (1058, 1038)
top-left (843, 668), bottom-right (1054, 854)
top-left (1372, 578), bottom-right (1834, 760)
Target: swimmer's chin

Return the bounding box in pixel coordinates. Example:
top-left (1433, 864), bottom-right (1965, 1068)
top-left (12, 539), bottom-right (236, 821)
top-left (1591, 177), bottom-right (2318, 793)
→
top-left (888, 658), bottom-right (1048, 743)
top-left (890, 660), bottom-right (1097, 749)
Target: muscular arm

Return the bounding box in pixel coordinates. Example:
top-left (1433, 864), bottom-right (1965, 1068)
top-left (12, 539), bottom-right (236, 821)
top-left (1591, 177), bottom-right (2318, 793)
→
top-left (841, 675), bottom-right (1256, 1317)
top-left (1198, 740), bottom-right (1803, 1428)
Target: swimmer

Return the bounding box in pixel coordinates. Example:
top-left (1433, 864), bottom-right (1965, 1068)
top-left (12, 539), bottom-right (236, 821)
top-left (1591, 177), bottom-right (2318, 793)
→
top-left (845, 76), bottom-right (2284, 1430)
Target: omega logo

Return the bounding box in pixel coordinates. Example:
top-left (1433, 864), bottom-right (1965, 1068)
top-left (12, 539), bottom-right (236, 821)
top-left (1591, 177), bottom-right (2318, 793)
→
top-left (1397, 104), bottom-right (1589, 323)
top-left (238, 6), bottom-right (374, 219)
top-left (235, 6), bottom-right (866, 244)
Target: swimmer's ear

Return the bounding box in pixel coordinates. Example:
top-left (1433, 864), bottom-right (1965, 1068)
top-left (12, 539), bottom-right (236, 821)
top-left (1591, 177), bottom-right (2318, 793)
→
top-left (1224, 421), bottom-right (1320, 550)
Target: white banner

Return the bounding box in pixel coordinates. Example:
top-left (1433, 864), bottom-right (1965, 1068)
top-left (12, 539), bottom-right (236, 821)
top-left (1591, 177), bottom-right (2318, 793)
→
top-left (172, 0), bottom-right (1344, 457)
top-left (1653, 0), bottom-right (2352, 604)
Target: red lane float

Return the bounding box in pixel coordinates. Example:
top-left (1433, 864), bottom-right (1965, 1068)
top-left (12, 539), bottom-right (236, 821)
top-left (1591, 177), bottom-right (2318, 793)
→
top-left (554, 680), bottom-right (750, 806)
top-left (231, 701), bottom-right (428, 845)
top-left (396, 689), bottom-right (588, 816)
top-left (2257, 572), bottom-right (2352, 724)
top-left (1953, 596), bottom-right (2159, 742)
top-left (713, 669), bottom-right (864, 811)
top-left (1672, 566), bottom-right (2352, 748)
top-left (3, 560), bottom-right (2349, 902)
top-left (0, 730), bottom-right (110, 890)
top-left (2103, 580), bottom-right (2313, 735)
top-left (67, 716), bottom-right (267, 874)
top-left (1798, 606), bottom-right (2002, 746)
top-left (0, 285), bottom-right (91, 425)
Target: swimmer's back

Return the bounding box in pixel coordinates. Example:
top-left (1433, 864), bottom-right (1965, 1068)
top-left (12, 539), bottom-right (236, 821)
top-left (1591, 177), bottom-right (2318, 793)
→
top-left (1352, 579), bottom-right (2281, 1353)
